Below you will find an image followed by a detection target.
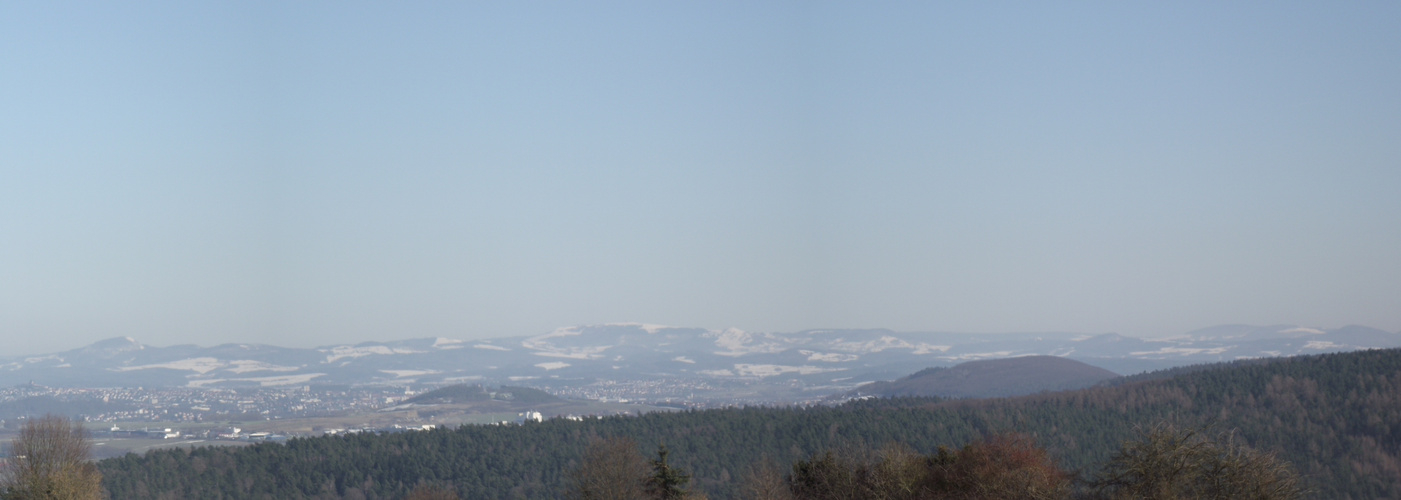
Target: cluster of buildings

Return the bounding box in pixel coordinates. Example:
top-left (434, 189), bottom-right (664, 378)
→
top-left (99, 426), bottom-right (182, 439)
top-left (0, 378), bottom-right (796, 438)
top-left (92, 423), bottom-right (443, 443)
top-left (0, 384), bottom-right (417, 423)
top-left (321, 424), bottom-right (438, 435)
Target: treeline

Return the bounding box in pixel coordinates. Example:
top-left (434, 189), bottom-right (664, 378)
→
top-left (98, 349), bottom-right (1401, 499)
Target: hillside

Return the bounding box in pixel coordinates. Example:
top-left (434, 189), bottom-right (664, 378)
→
top-left (8, 324), bottom-right (1399, 400)
top-left (98, 348), bottom-right (1401, 499)
top-left (847, 355), bottom-right (1119, 398)
top-left (402, 384), bottom-right (491, 405)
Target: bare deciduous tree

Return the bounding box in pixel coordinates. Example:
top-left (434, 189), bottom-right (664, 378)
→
top-left (929, 434), bottom-right (1070, 500)
top-left (1092, 422), bottom-right (1304, 500)
top-left (787, 435), bottom-right (1070, 500)
top-left (403, 484), bottom-right (460, 500)
top-left (566, 436), bottom-right (651, 500)
top-left (740, 455), bottom-right (793, 500)
top-left (0, 414), bottom-right (103, 500)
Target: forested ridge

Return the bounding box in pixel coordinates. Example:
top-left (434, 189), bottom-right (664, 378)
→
top-left (98, 348), bottom-right (1401, 499)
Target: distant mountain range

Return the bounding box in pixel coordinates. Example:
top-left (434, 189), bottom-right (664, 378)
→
top-left (3, 323), bottom-right (1398, 400)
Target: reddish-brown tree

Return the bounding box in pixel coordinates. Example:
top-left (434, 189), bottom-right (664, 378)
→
top-left (0, 414), bottom-right (104, 500)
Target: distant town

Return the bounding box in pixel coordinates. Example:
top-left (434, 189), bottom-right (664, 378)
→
top-left (0, 375), bottom-right (798, 429)
top-left (0, 377), bottom-right (759, 446)
top-left (0, 383), bottom-right (407, 424)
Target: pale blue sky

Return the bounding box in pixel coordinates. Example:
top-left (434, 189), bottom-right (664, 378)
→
top-left (3, 2), bottom-right (1399, 355)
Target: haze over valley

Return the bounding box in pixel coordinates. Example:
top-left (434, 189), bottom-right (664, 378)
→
top-left (4, 1), bottom-right (1401, 498)
top-left (3, 323), bottom-right (1397, 415)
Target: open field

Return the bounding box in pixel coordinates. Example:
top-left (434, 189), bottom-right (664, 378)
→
top-left (89, 436), bottom-right (253, 459)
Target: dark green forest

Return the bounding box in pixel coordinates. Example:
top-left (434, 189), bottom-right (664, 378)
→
top-left (98, 349), bottom-right (1401, 499)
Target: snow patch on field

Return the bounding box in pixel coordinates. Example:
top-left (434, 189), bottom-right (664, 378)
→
top-left (433, 337), bottom-right (465, 347)
top-left (800, 351), bottom-right (858, 362)
top-left (912, 344), bottom-right (953, 354)
top-left (381, 370), bottom-right (438, 378)
top-left (1304, 340), bottom-right (1340, 350)
top-left (322, 345), bottom-right (423, 363)
top-left (829, 336), bottom-right (911, 353)
top-left (822, 336), bottom-right (951, 355)
top-left (1129, 346), bottom-right (1231, 357)
top-left (117, 357), bottom-right (224, 374)
top-left (523, 326), bottom-right (582, 346)
top-left (225, 360), bottom-right (300, 374)
top-left (938, 351), bottom-right (1016, 361)
top-left (710, 328), bottom-right (789, 356)
top-left (607, 322), bottom-right (674, 334)
top-left (533, 348), bottom-right (609, 360)
top-left (521, 327), bottom-right (612, 359)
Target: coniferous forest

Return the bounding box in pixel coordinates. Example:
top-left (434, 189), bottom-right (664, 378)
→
top-left (98, 348), bottom-right (1401, 499)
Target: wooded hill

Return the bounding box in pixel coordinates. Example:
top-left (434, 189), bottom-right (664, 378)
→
top-left (98, 348), bottom-right (1401, 499)
top-left (844, 355), bottom-right (1120, 398)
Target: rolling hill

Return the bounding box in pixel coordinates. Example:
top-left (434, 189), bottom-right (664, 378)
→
top-left (845, 355), bottom-right (1119, 398)
top-left (98, 348), bottom-right (1401, 499)
top-left (5, 324), bottom-right (1398, 404)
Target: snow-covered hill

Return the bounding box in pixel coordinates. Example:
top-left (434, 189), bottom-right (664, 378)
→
top-left (2, 323), bottom-right (1397, 393)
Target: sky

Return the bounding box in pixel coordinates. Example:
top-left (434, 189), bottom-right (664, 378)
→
top-left (3, 2), bottom-right (1400, 355)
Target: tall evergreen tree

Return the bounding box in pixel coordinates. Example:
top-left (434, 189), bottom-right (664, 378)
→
top-left (646, 445), bottom-right (690, 500)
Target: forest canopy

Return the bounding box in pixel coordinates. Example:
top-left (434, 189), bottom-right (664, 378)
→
top-left (98, 348), bottom-right (1401, 499)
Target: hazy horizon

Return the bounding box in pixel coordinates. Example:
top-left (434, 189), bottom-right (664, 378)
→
top-left (4, 2), bottom-right (1400, 356)
top-left (10, 320), bottom-right (1400, 359)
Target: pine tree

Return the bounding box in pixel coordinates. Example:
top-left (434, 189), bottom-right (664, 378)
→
top-left (646, 445), bottom-right (690, 500)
